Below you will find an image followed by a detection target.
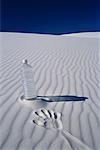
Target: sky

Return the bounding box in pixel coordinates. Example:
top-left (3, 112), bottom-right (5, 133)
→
top-left (1, 0), bottom-right (100, 34)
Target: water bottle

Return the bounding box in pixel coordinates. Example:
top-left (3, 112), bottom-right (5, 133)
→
top-left (21, 59), bottom-right (37, 100)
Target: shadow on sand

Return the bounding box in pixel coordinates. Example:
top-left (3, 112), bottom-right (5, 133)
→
top-left (19, 95), bottom-right (88, 110)
top-left (36, 95), bottom-right (88, 102)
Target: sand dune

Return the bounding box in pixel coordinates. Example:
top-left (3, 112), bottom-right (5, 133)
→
top-left (62, 32), bottom-right (100, 38)
top-left (0, 32), bottom-right (100, 150)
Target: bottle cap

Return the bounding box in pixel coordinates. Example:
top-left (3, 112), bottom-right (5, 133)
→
top-left (22, 59), bottom-right (28, 64)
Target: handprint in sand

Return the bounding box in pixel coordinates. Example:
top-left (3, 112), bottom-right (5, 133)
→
top-left (31, 108), bottom-right (92, 150)
top-left (32, 109), bottom-right (63, 130)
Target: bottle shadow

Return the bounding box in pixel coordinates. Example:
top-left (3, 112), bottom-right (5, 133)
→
top-left (37, 95), bottom-right (88, 102)
top-left (19, 95), bottom-right (88, 110)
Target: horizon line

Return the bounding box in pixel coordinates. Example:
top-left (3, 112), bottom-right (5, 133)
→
top-left (0, 30), bottom-right (100, 35)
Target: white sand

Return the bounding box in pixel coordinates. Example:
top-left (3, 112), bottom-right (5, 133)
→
top-left (0, 32), bottom-right (100, 150)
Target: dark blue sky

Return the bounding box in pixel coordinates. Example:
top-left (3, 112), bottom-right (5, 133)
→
top-left (1, 0), bottom-right (100, 34)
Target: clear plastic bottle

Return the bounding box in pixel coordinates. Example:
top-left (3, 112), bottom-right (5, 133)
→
top-left (21, 59), bottom-right (37, 100)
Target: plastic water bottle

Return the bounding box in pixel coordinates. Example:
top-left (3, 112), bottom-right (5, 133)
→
top-left (21, 59), bottom-right (37, 100)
